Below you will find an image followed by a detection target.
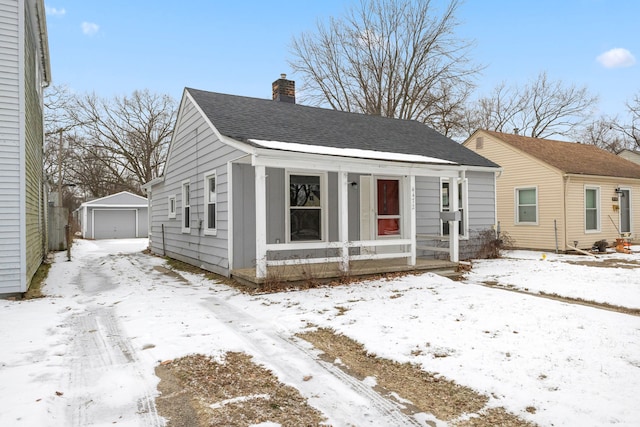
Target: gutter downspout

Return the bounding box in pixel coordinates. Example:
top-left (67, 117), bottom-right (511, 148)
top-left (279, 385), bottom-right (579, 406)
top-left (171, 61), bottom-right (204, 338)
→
top-left (563, 174), bottom-right (570, 252)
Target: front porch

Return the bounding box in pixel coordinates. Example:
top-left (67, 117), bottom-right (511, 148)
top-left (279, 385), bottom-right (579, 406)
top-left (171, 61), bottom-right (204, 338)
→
top-left (231, 257), bottom-right (459, 287)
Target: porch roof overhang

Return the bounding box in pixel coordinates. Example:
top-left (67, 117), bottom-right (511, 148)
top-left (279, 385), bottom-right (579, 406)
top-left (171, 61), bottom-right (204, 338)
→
top-left (246, 138), bottom-right (499, 177)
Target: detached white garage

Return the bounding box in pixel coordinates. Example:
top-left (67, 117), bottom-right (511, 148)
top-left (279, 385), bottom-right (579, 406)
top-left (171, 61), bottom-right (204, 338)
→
top-left (78, 191), bottom-right (148, 239)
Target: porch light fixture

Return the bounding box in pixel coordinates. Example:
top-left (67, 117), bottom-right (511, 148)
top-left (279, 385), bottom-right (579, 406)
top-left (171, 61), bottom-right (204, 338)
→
top-left (350, 181), bottom-right (358, 188)
top-left (615, 187), bottom-right (624, 196)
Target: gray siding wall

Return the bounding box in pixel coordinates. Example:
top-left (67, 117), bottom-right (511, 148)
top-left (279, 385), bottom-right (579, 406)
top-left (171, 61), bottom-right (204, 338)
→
top-left (462, 170), bottom-right (497, 259)
top-left (149, 96), bottom-right (244, 276)
top-left (0, 0), bottom-right (22, 293)
top-left (232, 169), bottom-right (362, 269)
top-left (415, 171), bottom-right (496, 260)
top-left (266, 167), bottom-right (284, 244)
top-left (232, 163), bottom-right (256, 269)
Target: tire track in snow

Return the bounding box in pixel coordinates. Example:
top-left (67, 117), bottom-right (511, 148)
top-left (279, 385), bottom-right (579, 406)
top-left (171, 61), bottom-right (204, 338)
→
top-left (202, 295), bottom-right (429, 427)
top-left (62, 258), bottom-right (162, 427)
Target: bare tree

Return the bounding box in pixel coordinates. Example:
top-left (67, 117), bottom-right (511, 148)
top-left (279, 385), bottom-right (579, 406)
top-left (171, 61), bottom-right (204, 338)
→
top-left (43, 85), bottom-right (83, 206)
top-left (465, 71), bottom-right (598, 139)
top-left (576, 115), bottom-right (626, 153)
top-left (289, 0), bottom-right (480, 134)
top-left (465, 82), bottom-right (525, 135)
top-left (615, 92), bottom-right (640, 148)
top-left (70, 89), bottom-right (177, 195)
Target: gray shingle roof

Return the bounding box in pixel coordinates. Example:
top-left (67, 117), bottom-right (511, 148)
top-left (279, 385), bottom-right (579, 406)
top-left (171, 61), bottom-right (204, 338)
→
top-left (187, 88), bottom-right (498, 168)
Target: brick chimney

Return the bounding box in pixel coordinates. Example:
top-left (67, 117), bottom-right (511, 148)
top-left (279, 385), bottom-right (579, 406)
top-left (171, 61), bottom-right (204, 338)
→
top-left (272, 74), bottom-right (295, 104)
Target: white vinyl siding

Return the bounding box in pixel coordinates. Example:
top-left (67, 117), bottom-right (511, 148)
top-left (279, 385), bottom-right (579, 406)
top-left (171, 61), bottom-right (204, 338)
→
top-left (0, 0), bottom-right (23, 293)
top-left (1, 0), bottom-right (49, 293)
top-left (585, 186), bottom-right (600, 232)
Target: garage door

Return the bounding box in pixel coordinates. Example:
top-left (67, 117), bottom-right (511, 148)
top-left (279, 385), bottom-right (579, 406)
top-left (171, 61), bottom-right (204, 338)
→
top-left (94, 210), bottom-right (137, 239)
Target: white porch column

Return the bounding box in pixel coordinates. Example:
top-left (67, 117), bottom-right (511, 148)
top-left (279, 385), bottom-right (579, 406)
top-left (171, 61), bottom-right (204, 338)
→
top-left (407, 175), bottom-right (416, 266)
top-left (338, 171), bottom-right (349, 272)
top-left (449, 175), bottom-right (460, 263)
top-left (255, 165), bottom-right (267, 279)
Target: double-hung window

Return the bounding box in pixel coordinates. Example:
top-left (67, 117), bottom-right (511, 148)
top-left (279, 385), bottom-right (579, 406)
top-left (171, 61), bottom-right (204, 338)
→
top-left (204, 171), bottom-right (217, 234)
top-left (288, 173), bottom-right (323, 241)
top-left (182, 180), bottom-right (190, 233)
top-left (585, 187), bottom-right (600, 232)
top-left (516, 187), bottom-right (537, 224)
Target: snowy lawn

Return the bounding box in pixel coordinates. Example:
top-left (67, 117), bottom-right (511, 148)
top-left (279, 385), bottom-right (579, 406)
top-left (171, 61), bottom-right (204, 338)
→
top-left (0, 239), bottom-right (638, 426)
top-left (464, 248), bottom-right (640, 309)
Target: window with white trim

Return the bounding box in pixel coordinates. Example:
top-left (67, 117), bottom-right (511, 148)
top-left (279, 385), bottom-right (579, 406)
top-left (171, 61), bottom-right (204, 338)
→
top-left (168, 195), bottom-right (176, 219)
top-left (182, 180), bottom-right (190, 232)
top-left (585, 187), bottom-right (600, 231)
top-left (204, 171), bottom-right (217, 234)
top-left (441, 179), bottom-right (467, 237)
top-left (288, 173), bottom-right (323, 241)
top-left (516, 187), bottom-right (537, 224)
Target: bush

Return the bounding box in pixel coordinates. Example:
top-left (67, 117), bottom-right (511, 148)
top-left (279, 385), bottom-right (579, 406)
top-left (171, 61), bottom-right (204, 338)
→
top-left (474, 229), bottom-right (514, 259)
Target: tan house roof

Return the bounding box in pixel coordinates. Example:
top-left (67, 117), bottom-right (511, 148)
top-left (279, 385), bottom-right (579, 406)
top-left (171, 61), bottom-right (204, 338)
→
top-left (481, 130), bottom-right (640, 179)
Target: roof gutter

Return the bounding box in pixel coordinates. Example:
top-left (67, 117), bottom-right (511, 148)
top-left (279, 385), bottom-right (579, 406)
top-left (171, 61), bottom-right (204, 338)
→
top-left (36, 0), bottom-right (51, 87)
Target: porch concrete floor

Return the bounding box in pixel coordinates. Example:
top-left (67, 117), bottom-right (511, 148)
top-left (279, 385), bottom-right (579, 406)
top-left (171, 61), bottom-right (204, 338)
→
top-left (231, 257), bottom-right (459, 288)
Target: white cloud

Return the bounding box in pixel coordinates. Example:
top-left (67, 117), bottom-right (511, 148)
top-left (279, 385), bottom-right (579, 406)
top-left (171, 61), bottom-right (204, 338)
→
top-left (45, 6), bottom-right (66, 16)
top-left (596, 48), bottom-right (636, 68)
top-left (81, 22), bottom-right (100, 36)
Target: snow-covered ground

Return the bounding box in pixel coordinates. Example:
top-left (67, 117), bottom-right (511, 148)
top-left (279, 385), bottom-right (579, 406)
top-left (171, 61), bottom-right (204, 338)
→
top-left (1, 239), bottom-right (639, 426)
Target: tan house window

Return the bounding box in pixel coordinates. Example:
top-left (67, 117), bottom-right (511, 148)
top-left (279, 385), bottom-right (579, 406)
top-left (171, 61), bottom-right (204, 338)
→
top-left (585, 187), bottom-right (600, 232)
top-left (516, 187), bottom-right (537, 224)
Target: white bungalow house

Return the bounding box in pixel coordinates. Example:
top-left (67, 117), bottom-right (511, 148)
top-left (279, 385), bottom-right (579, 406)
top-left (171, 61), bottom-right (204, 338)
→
top-left (143, 76), bottom-right (500, 284)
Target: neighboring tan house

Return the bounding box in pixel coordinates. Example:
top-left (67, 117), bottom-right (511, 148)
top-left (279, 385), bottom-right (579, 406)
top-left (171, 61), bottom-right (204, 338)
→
top-left (0, 0), bottom-right (51, 295)
top-left (77, 192), bottom-right (148, 239)
top-left (463, 130), bottom-right (640, 252)
top-left (143, 76), bottom-right (500, 285)
top-left (618, 148), bottom-right (640, 166)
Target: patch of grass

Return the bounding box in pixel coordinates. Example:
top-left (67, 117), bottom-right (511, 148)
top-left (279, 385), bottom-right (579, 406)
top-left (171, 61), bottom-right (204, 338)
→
top-left (156, 353), bottom-right (326, 426)
top-left (24, 262), bottom-right (51, 299)
top-left (299, 328), bottom-right (536, 426)
top-left (164, 257), bottom-right (239, 288)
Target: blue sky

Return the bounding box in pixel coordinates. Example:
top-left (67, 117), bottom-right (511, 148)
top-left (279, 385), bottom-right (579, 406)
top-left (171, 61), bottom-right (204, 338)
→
top-left (44, 1), bottom-right (639, 120)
